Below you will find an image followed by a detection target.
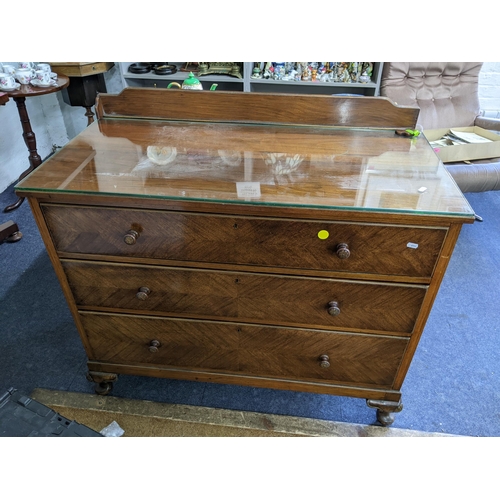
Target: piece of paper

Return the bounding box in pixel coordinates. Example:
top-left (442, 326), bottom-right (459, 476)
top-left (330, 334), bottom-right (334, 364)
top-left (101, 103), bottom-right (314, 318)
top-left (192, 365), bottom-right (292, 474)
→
top-left (236, 182), bottom-right (261, 198)
top-left (448, 129), bottom-right (493, 144)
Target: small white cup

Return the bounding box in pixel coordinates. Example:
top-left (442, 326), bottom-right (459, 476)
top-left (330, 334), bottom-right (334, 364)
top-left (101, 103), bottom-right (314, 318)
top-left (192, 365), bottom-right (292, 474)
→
top-left (0, 73), bottom-right (17, 89)
top-left (19, 62), bottom-right (34, 70)
top-left (35, 69), bottom-right (52, 84)
top-left (36, 63), bottom-right (51, 74)
top-left (2, 64), bottom-right (16, 76)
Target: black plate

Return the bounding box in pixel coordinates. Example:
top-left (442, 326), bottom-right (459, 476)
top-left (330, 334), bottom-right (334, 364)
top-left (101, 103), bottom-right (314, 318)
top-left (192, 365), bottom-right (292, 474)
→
top-left (154, 64), bottom-right (177, 75)
top-left (128, 63), bottom-right (152, 74)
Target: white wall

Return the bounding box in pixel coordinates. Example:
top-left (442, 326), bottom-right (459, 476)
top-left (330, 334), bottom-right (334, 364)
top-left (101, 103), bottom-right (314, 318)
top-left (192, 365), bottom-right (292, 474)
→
top-left (478, 62), bottom-right (500, 118)
top-left (1, 62), bottom-right (500, 193)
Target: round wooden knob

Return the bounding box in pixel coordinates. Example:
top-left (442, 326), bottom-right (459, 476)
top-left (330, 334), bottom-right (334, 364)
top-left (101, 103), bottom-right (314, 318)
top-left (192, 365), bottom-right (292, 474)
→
top-left (136, 287), bottom-right (150, 300)
top-left (124, 230), bottom-right (139, 245)
top-left (319, 355), bottom-right (330, 369)
top-left (336, 243), bottom-right (350, 259)
top-left (327, 301), bottom-right (341, 316)
top-left (149, 340), bottom-right (161, 353)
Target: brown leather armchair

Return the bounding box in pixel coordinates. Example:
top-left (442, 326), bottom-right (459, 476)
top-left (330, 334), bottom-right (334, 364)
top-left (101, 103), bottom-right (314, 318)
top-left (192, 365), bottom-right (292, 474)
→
top-left (380, 62), bottom-right (500, 192)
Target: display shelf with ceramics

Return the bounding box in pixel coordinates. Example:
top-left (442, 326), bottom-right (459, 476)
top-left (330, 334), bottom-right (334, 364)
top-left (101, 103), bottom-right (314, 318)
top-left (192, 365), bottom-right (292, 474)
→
top-left (119, 62), bottom-right (246, 91)
top-left (249, 62), bottom-right (383, 95)
top-left (118, 62), bottom-right (384, 95)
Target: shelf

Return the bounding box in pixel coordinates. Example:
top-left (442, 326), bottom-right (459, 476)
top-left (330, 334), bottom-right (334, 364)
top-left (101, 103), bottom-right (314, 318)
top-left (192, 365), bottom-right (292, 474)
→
top-left (250, 78), bottom-right (378, 87)
top-left (120, 63), bottom-right (245, 91)
top-left (122, 71), bottom-right (244, 83)
top-left (119, 62), bottom-right (384, 96)
top-left (249, 77), bottom-right (379, 95)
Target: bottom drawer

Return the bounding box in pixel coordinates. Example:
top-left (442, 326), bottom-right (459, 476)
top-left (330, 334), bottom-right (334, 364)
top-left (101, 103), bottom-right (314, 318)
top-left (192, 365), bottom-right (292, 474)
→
top-left (80, 313), bottom-right (409, 388)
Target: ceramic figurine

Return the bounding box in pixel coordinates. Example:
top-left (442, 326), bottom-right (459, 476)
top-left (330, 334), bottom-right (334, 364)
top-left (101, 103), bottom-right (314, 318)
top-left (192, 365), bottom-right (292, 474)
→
top-left (320, 72), bottom-right (331, 82)
top-left (359, 71), bottom-right (371, 83)
top-left (362, 62), bottom-right (374, 77)
top-left (262, 62), bottom-right (272, 79)
top-left (349, 62), bottom-right (360, 83)
top-left (251, 65), bottom-right (262, 79)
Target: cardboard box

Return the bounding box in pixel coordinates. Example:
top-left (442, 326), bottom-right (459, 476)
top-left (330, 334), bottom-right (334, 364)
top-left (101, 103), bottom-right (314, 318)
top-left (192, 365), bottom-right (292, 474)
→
top-left (424, 126), bottom-right (500, 163)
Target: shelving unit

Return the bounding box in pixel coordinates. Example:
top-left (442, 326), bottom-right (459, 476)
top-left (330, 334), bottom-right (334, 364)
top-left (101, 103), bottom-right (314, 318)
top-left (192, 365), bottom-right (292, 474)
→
top-left (119, 62), bottom-right (245, 92)
top-left (118, 62), bottom-right (384, 96)
top-left (247, 62), bottom-right (383, 96)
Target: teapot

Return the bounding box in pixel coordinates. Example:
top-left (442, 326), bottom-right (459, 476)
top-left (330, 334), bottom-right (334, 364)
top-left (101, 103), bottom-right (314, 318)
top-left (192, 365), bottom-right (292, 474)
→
top-left (167, 72), bottom-right (217, 91)
top-left (15, 67), bottom-right (35, 85)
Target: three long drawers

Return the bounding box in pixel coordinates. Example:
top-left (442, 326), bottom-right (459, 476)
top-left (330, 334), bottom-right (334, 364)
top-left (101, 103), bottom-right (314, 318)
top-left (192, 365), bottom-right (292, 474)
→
top-left (41, 201), bottom-right (441, 398)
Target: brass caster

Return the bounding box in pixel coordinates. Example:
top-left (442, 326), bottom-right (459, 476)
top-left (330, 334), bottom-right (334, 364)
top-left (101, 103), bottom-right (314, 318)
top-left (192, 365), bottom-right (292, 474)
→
top-left (366, 399), bottom-right (403, 427)
top-left (95, 381), bottom-right (113, 396)
top-left (6, 231), bottom-right (22, 243)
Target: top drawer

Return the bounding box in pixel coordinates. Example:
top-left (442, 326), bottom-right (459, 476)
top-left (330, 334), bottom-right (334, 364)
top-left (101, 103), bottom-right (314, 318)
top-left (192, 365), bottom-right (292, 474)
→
top-left (42, 204), bottom-right (446, 278)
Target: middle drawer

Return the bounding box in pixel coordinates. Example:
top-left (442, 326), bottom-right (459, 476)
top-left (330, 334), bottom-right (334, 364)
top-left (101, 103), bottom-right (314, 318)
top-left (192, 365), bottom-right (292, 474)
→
top-left (62, 260), bottom-right (426, 334)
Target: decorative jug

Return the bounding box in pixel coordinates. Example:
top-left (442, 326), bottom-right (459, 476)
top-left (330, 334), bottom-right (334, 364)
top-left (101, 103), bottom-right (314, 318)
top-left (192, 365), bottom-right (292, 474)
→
top-left (167, 72), bottom-right (217, 91)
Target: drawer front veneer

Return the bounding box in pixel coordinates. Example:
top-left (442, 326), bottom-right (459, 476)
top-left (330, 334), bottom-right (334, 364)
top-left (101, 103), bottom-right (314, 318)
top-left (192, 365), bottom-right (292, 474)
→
top-left (63, 261), bottom-right (427, 333)
top-left (43, 204), bottom-right (446, 278)
top-left (81, 313), bottom-right (409, 388)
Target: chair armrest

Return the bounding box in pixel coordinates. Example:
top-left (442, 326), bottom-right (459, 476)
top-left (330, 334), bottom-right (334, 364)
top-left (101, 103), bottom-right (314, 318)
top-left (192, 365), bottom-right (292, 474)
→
top-left (474, 116), bottom-right (500, 132)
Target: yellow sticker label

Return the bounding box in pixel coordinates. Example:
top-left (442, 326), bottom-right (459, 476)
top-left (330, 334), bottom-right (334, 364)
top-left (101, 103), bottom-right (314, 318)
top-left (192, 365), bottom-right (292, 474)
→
top-left (318, 230), bottom-right (329, 240)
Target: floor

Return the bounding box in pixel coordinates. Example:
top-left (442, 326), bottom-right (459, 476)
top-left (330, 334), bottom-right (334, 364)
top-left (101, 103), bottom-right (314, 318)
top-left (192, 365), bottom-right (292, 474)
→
top-left (27, 388), bottom-right (459, 437)
top-left (1, 183), bottom-right (500, 437)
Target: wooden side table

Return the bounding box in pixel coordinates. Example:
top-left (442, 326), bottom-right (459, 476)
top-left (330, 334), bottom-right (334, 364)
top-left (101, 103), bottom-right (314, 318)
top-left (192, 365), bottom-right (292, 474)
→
top-left (49, 63), bottom-right (114, 126)
top-left (2, 75), bottom-right (69, 213)
top-left (0, 92), bottom-right (22, 242)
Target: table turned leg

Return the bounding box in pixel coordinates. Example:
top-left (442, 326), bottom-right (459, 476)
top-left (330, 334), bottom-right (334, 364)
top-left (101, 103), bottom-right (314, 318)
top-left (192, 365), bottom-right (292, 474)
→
top-left (84, 106), bottom-right (95, 126)
top-left (4, 96), bottom-right (43, 213)
top-left (366, 399), bottom-right (403, 427)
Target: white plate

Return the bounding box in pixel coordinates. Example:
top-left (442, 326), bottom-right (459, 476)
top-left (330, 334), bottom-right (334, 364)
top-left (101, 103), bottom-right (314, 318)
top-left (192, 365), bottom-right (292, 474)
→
top-left (0, 83), bottom-right (21, 91)
top-left (30, 79), bottom-right (56, 87)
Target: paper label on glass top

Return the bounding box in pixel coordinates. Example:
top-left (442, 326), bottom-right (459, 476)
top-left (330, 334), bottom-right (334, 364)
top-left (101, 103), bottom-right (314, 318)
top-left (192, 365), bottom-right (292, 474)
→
top-left (236, 182), bottom-right (261, 198)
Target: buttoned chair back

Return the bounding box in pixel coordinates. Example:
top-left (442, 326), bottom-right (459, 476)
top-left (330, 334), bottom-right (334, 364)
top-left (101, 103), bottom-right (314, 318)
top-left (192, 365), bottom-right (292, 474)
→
top-left (380, 62), bottom-right (500, 192)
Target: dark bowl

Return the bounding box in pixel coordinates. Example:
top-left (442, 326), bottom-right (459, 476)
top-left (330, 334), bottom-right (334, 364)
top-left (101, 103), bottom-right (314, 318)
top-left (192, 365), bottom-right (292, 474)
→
top-left (128, 63), bottom-right (152, 74)
top-left (154, 64), bottom-right (177, 75)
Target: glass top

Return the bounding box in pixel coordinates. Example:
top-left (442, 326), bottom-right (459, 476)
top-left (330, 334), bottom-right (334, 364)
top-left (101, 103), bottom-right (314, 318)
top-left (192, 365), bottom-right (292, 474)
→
top-left (16, 117), bottom-right (475, 218)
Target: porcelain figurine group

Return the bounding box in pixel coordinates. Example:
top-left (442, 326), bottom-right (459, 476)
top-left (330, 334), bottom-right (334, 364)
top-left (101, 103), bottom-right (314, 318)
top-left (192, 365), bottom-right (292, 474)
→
top-left (251, 62), bottom-right (373, 84)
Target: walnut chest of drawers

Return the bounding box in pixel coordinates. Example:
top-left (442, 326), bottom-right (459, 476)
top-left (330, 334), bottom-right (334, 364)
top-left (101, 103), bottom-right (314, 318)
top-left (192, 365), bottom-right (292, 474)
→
top-left (16, 89), bottom-right (475, 425)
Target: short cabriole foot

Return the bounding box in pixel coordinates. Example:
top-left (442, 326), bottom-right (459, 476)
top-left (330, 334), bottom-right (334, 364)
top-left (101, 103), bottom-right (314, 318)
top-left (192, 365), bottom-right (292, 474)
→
top-left (87, 371), bottom-right (118, 396)
top-left (6, 231), bottom-right (22, 242)
top-left (366, 399), bottom-right (403, 427)
top-left (0, 221), bottom-right (22, 243)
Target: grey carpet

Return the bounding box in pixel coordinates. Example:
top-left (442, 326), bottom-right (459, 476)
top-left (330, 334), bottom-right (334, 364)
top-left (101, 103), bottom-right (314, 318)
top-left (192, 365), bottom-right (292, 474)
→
top-left (1, 182), bottom-right (499, 436)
